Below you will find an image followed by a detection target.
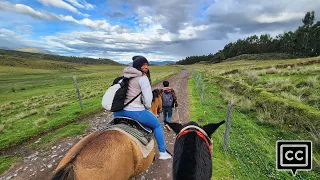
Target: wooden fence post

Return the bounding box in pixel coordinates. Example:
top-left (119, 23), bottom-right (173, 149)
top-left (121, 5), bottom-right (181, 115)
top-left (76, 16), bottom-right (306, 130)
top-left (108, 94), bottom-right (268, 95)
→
top-left (196, 74), bottom-right (201, 89)
top-left (223, 100), bottom-right (232, 152)
top-left (200, 84), bottom-right (205, 105)
top-left (73, 74), bottom-right (83, 110)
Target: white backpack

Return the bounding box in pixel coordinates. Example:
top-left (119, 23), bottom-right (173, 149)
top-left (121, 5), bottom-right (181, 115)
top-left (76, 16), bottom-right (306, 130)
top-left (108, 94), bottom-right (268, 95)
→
top-left (102, 83), bottom-right (121, 111)
top-left (102, 77), bottom-right (141, 112)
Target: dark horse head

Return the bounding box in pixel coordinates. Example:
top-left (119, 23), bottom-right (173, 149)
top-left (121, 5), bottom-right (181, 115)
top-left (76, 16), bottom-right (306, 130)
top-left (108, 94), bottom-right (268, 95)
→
top-left (151, 88), bottom-right (162, 102)
top-left (166, 120), bottom-right (225, 180)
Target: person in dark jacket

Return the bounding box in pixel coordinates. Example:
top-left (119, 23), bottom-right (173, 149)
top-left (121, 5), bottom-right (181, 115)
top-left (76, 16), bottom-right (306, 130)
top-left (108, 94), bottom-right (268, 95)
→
top-left (162, 81), bottom-right (178, 131)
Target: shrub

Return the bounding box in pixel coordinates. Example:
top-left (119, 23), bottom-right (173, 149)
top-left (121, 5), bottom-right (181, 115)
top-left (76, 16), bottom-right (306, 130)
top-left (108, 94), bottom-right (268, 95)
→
top-left (265, 67), bottom-right (280, 74)
top-left (16, 109), bottom-right (38, 119)
top-left (280, 92), bottom-right (303, 103)
top-left (219, 90), bottom-right (240, 104)
top-left (280, 84), bottom-right (296, 93)
top-left (307, 96), bottom-right (320, 109)
top-left (257, 109), bottom-right (273, 125)
top-left (43, 109), bottom-right (53, 116)
top-left (305, 77), bottom-right (318, 87)
top-left (258, 70), bottom-right (266, 76)
top-left (265, 78), bottom-right (290, 91)
top-left (298, 87), bottom-right (313, 98)
top-left (35, 118), bottom-right (48, 126)
top-left (0, 124), bottom-right (4, 133)
top-left (45, 102), bottom-right (68, 111)
top-left (246, 71), bottom-right (260, 84)
top-left (236, 97), bottom-right (254, 113)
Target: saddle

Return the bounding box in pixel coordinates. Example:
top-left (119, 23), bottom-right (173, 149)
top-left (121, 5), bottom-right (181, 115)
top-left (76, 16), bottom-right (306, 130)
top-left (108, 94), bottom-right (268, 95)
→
top-left (106, 117), bottom-right (153, 146)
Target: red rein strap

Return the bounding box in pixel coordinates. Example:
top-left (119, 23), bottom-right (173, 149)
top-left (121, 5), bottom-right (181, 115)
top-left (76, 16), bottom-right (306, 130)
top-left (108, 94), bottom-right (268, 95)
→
top-left (177, 130), bottom-right (212, 155)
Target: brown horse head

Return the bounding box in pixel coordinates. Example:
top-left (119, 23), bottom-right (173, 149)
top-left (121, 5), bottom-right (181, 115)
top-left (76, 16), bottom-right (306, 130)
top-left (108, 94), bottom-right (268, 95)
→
top-left (52, 130), bottom-right (155, 180)
top-left (149, 88), bottom-right (163, 116)
top-left (166, 121), bottom-right (225, 180)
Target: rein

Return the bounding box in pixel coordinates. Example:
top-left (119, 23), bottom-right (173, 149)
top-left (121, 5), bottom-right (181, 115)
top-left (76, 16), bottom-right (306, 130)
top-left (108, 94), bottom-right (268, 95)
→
top-left (177, 125), bottom-right (213, 154)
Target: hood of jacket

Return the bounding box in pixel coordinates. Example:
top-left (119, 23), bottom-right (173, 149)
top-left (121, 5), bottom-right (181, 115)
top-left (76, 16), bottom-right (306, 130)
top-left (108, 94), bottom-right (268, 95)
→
top-left (123, 66), bottom-right (143, 78)
top-left (163, 87), bottom-right (173, 93)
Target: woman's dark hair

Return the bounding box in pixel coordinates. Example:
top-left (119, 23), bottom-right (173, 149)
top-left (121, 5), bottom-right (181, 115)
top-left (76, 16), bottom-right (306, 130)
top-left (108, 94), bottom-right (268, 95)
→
top-left (145, 70), bottom-right (151, 84)
top-left (132, 55), bottom-right (151, 83)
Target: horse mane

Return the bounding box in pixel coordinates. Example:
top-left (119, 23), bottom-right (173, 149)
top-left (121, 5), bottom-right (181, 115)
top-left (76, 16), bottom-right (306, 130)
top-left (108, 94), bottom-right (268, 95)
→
top-left (173, 132), bottom-right (212, 180)
top-left (51, 131), bottom-right (106, 180)
top-left (152, 89), bottom-right (160, 102)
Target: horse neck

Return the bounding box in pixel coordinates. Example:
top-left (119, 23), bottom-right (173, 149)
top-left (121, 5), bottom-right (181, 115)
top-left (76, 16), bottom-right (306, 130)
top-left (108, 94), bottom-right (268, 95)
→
top-left (173, 133), bottom-right (212, 180)
top-left (156, 95), bottom-right (162, 105)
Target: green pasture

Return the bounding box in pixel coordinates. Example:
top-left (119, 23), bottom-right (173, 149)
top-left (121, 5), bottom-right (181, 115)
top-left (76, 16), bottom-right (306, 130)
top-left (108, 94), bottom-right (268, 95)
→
top-left (188, 57), bottom-right (320, 76)
top-left (225, 64), bottom-right (320, 110)
top-left (188, 73), bottom-right (320, 179)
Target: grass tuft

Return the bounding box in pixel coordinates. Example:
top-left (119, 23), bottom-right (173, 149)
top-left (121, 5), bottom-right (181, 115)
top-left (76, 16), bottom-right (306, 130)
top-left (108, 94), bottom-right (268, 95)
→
top-left (35, 118), bottom-right (48, 126)
top-left (0, 124), bottom-right (4, 133)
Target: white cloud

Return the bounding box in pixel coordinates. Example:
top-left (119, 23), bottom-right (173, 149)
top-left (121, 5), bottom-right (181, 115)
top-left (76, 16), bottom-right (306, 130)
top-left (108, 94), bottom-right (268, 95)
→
top-left (0, 1), bottom-right (59, 20)
top-left (0, 28), bottom-right (48, 50)
top-left (254, 12), bottom-right (305, 23)
top-left (179, 25), bottom-right (209, 40)
top-left (15, 24), bottom-right (33, 36)
top-left (65, 0), bottom-right (94, 10)
top-left (0, 1), bottom-right (124, 33)
top-left (39, 30), bottom-right (184, 61)
top-left (37, 0), bottom-right (89, 17)
top-left (58, 16), bottom-right (127, 33)
top-left (1, 0), bottom-right (320, 61)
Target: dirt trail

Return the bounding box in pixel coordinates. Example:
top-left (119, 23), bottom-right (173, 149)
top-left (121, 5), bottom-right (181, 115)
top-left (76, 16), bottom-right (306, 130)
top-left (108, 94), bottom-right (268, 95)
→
top-left (0, 70), bottom-right (190, 180)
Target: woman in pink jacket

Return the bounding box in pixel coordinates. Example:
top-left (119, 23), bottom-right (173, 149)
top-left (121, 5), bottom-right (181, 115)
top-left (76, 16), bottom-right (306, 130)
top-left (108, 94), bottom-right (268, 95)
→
top-left (113, 56), bottom-right (171, 160)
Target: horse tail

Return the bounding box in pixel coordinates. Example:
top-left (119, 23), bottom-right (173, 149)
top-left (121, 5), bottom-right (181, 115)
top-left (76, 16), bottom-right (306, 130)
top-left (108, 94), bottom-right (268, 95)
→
top-left (51, 131), bottom-right (106, 180)
top-left (51, 163), bottom-right (75, 180)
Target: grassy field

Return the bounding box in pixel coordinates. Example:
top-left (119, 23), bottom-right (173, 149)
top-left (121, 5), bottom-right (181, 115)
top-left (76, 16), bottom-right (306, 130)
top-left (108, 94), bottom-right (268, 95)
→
top-left (189, 57), bottom-right (320, 75)
top-left (226, 64), bottom-right (320, 110)
top-left (188, 72), bottom-right (320, 179)
top-left (187, 57), bottom-right (320, 179)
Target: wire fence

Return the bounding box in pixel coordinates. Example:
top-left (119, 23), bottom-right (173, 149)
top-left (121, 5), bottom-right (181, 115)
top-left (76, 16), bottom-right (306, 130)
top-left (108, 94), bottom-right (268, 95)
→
top-left (190, 70), bottom-right (320, 179)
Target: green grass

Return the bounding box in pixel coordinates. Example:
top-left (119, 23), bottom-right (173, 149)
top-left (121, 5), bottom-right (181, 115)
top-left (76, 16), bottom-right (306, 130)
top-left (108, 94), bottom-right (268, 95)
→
top-left (185, 57), bottom-right (320, 76)
top-left (30, 122), bottom-right (88, 149)
top-left (188, 73), bottom-right (320, 179)
top-left (0, 156), bottom-right (20, 174)
top-left (221, 63), bottom-right (320, 110)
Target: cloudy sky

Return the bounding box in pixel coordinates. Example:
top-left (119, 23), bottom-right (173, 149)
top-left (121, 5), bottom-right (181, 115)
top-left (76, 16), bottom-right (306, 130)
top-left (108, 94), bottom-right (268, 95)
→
top-left (0, 0), bottom-right (318, 63)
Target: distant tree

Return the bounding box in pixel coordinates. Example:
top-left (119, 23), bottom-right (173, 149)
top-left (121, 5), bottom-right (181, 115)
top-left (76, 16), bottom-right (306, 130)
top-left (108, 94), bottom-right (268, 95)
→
top-left (176, 11), bottom-right (319, 65)
top-left (302, 11), bottom-right (315, 26)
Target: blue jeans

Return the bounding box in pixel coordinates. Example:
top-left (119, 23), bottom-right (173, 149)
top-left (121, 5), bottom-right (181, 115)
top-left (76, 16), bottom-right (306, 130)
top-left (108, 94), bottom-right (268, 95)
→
top-left (163, 107), bottom-right (173, 124)
top-left (113, 110), bottom-right (166, 152)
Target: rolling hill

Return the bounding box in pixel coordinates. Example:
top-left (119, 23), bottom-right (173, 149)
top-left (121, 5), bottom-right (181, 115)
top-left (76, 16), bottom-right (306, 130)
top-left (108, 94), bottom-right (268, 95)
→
top-left (0, 49), bottom-right (119, 66)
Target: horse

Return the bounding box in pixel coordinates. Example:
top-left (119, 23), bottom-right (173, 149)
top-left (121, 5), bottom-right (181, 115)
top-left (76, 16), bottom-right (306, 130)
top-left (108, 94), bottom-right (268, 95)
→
top-left (166, 120), bottom-right (225, 180)
top-left (51, 117), bottom-right (155, 180)
top-left (148, 88), bottom-right (163, 116)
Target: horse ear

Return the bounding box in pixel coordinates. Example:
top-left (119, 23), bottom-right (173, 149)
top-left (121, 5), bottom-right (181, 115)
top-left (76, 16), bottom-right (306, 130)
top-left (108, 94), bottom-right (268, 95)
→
top-left (202, 121), bottom-right (225, 137)
top-left (165, 122), bottom-right (183, 134)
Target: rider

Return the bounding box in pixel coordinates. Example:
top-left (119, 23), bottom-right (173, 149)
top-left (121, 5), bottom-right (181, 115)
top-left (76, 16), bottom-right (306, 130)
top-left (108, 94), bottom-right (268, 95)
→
top-left (113, 55), bottom-right (172, 160)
